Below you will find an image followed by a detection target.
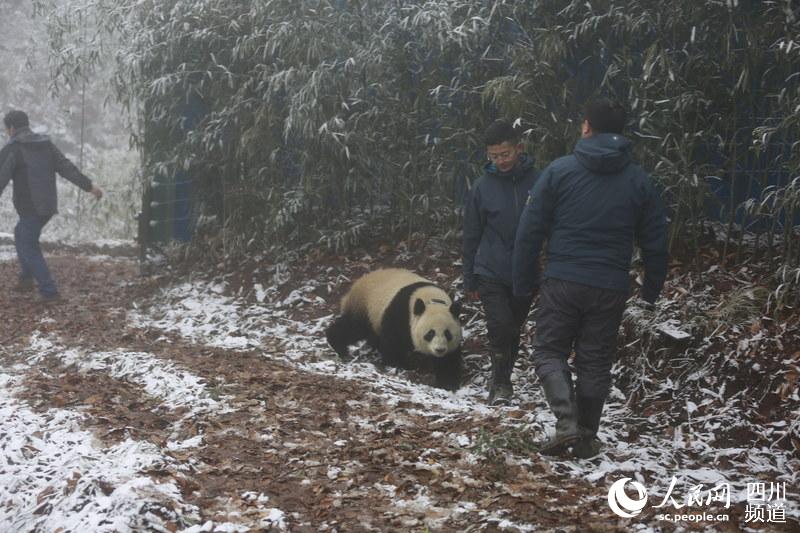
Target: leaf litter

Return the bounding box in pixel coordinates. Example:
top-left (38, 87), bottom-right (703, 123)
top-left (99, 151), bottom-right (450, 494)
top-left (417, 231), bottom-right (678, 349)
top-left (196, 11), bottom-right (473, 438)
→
top-left (0, 239), bottom-right (798, 531)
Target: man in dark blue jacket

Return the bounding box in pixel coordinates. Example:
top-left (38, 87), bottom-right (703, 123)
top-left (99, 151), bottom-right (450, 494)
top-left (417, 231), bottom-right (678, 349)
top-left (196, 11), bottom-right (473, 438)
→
top-left (512, 98), bottom-right (668, 458)
top-left (463, 119), bottom-right (539, 405)
top-left (0, 110), bottom-right (103, 302)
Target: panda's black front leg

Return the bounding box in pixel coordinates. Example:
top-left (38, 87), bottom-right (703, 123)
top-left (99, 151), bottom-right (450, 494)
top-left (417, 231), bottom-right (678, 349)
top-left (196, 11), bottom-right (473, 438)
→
top-left (379, 342), bottom-right (414, 370)
top-left (326, 315), bottom-right (365, 360)
top-left (433, 348), bottom-right (462, 391)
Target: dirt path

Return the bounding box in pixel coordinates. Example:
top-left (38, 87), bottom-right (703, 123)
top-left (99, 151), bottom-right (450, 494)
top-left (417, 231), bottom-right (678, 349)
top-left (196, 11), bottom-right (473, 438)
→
top-left (1, 245), bottom-right (796, 532)
top-left (0, 251), bottom-right (603, 531)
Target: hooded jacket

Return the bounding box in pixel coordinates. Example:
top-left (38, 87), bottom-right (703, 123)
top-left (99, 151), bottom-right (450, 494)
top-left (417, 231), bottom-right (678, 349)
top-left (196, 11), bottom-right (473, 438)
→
top-left (0, 127), bottom-right (93, 217)
top-left (463, 154), bottom-right (539, 291)
top-left (512, 133), bottom-right (668, 303)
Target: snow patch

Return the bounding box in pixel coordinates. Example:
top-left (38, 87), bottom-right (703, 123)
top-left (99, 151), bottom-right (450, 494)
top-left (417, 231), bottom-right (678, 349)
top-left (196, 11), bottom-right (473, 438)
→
top-left (26, 332), bottom-right (231, 418)
top-left (0, 371), bottom-right (198, 532)
top-left (127, 276), bottom-right (800, 528)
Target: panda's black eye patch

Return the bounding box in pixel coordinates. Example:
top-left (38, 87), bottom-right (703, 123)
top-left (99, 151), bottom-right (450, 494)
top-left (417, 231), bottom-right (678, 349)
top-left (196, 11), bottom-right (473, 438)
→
top-left (445, 330), bottom-right (453, 342)
top-left (424, 330), bottom-right (435, 342)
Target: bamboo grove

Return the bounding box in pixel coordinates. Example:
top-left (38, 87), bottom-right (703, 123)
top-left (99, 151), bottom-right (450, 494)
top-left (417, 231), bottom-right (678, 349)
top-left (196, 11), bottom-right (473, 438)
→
top-left (35, 0), bottom-right (800, 306)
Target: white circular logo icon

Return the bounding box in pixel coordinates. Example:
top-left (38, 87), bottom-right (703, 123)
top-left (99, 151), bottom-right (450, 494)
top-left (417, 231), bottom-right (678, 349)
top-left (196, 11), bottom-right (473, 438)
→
top-left (608, 478), bottom-right (648, 518)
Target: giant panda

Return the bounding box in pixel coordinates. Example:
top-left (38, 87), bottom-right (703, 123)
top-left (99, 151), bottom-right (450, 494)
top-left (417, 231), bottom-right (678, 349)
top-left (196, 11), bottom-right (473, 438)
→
top-left (325, 268), bottom-right (463, 390)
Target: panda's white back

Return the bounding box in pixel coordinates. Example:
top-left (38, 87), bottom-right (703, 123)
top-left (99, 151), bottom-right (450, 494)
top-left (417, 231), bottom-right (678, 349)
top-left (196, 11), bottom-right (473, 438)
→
top-left (341, 268), bottom-right (428, 334)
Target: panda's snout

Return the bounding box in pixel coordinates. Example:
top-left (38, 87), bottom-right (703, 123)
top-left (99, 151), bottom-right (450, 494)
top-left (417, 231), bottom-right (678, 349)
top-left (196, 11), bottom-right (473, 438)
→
top-left (435, 347), bottom-right (447, 355)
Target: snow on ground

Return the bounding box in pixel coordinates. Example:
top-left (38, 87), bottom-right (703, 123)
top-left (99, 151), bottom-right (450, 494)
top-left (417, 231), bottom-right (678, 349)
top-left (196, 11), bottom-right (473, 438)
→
top-left (0, 235), bottom-right (135, 265)
top-left (0, 242), bottom-right (299, 531)
top-left (0, 371), bottom-right (198, 532)
top-left (0, 244), bottom-right (16, 262)
top-left (129, 278), bottom-right (800, 522)
top-left (0, 364), bottom-right (284, 533)
top-left (24, 332), bottom-right (233, 424)
top-left (128, 282), bottom-right (265, 351)
top-left (3, 245), bottom-right (796, 529)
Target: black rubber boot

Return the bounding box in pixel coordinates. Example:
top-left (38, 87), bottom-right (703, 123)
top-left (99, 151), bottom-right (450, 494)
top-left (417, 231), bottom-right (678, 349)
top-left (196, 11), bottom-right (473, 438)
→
top-left (572, 395), bottom-right (605, 459)
top-left (487, 350), bottom-right (515, 406)
top-left (537, 372), bottom-right (580, 455)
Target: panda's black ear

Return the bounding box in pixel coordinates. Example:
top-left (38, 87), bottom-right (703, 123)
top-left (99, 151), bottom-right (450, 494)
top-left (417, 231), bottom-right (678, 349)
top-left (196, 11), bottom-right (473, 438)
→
top-left (413, 298), bottom-right (426, 316)
top-left (450, 300), bottom-right (462, 318)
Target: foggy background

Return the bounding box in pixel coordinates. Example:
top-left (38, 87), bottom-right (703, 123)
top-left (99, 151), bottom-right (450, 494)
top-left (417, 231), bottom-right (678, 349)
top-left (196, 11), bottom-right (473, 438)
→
top-left (0, 0), bottom-right (138, 244)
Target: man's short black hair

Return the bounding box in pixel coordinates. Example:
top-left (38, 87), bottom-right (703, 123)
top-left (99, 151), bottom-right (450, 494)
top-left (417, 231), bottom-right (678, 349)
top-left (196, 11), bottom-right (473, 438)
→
top-left (584, 98), bottom-right (626, 134)
top-left (484, 119), bottom-right (520, 146)
top-left (4, 110), bottom-right (29, 130)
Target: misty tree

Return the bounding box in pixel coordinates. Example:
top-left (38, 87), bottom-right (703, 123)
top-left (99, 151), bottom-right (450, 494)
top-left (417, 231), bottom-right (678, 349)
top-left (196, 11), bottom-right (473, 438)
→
top-left (0, 1), bottom-right (138, 240)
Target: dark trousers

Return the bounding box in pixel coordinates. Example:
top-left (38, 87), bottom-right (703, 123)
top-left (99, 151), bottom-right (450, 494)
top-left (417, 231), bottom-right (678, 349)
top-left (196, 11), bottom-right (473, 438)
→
top-left (532, 278), bottom-right (627, 399)
top-left (15, 215), bottom-right (58, 297)
top-left (477, 276), bottom-right (533, 359)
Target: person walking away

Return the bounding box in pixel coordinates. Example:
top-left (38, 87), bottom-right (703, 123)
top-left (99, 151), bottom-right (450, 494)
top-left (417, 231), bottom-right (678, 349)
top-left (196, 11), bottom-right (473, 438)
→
top-left (512, 98), bottom-right (668, 458)
top-left (463, 119), bottom-right (539, 405)
top-left (0, 110), bottom-right (103, 302)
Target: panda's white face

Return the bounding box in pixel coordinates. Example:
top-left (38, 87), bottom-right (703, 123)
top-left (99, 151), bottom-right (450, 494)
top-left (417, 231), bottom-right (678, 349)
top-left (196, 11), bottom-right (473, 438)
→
top-left (411, 299), bottom-right (462, 357)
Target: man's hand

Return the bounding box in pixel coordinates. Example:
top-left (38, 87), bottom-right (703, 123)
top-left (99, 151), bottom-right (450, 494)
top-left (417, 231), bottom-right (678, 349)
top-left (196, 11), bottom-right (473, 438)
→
top-left (90, 185), bottom-right (103, 200)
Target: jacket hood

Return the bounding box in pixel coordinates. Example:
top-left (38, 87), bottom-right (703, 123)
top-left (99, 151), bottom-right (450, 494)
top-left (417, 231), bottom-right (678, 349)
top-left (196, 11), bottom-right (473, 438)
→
top-left (573, 133), bottom-right (632, 174)
top-left (483, 153), bottom-right (535, 179)
top-left (9, 127), bottom-right (51, 145)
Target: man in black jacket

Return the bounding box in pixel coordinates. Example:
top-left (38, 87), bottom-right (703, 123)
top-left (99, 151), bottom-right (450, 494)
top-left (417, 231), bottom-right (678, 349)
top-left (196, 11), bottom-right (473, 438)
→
top-left (463, 119), bottom-right (539, 405)
top-left (512, 98), bottom-right (668, 458)
top-left (0, 110), bottom-right (103, 301)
